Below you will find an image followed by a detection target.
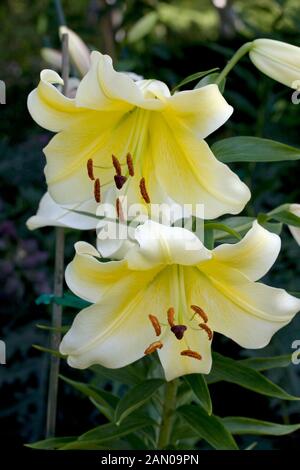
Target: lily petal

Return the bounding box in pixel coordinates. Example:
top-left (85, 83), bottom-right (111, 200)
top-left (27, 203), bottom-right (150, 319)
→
top-left (212, 221), bottom-right (281, 281)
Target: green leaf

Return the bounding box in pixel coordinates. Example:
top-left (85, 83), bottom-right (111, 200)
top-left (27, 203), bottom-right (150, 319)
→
top-left (32, 344), bottom-right (65, 358)
top-left (212, 137), bottom-right (300, 163)
top-left (204, 222), bottom-right (242, 240)
top-left (59, 375), bottom-right (119, 421)
top-left (214, 217), bottom-right (254, 241)
top-left (183, 375), bottom-right (212, 415)
top-left (127, 12), bottom-right (158, 43)
top-left (78, 416), bottom-right (157, 443)
top-left (172, 68), bottom-right (219, 93)
top-left (269, 209), bottom-right (300, 227)
top-left (195, 72), bottom-right (226, 93)
top-left (178, 405), bottom-right (238, 450)
top-left (239, 354), bottom-right (292, 371)
top-left (60, 439), bottom-right (129, 450)
top-left (207, 353), bottom-right (299, 401)
top-left (35, 293), bottom-right (90, 309)
top-left (36, 323), bottom-right (69, 333)
top-left (222, 417), bottom-right (300, 436)
top-left (114, 378), bottom-right (165, 424)
top-left (25, 437), bottom-right (76, 449)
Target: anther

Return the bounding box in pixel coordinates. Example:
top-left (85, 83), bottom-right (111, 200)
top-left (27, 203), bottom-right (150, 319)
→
top-left (126, 153), bottom-right (134, 176)
top-left (190, 305), bottom-right (208, 323)
top-left (112, 154), bottom-right (122, 176)
top-left (167, 307), bottom-right (175, 327)
top-left (94, 178), bottom-right (101, 203)
top-left (87, 159), bottom-right (95, 180)
top-left (139, 177), bottom-right (151, 204)
top-left (114, 174), bottom-right (127, 190)
top-left (171, 325), bottom-right (187, 340)
top-left (149, 314), bottom-right (161, 336)
top-left (199, 323), bottom-right (213, 341)
top-left (180, 349), bottom-right (202, 360)
top-left (116, 197), bottom-right (125, 222)
top-left (144, 341), bottom-right (163, 355)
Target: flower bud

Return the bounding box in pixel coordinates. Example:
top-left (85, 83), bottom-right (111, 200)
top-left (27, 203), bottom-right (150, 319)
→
top-left (59, 26), bottom-right (91, 76)
top-left (249, 39), bottom-right (300, 89)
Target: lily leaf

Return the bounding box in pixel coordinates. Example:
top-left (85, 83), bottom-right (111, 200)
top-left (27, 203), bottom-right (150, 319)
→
top-left (32, 344), bottom-right (65, 359)
top-left (183, 375), bottom-right (212, 415)
top-left (114, 378), bottom-right (165, 425)
top-left (212, 136), bottom-right (300, 163)
top-left (35, 292), bottom-right (90, 309)
top-left (127, 12), bottom-right (158, 43)
top-left (178, 405), bottom-right (238, 450)
top-left (25, 437), bottom-right (76, 449)
top-left (239, 354), bottom-right (292, 371)
top-left (196, 72), bottom-right (226, 93)
top-left (172, 68), bottom-right (219, 93)
top-left (207, 352), bottom-right (299, 401)
top-left (222, 417), bottom-right (300, 436)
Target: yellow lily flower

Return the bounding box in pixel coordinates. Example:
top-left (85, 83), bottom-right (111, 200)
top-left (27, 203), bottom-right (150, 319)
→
top-left (249, 39), bottom-right (300, 89)
top-left (28, 51), bottom-right (250, 219)
top-left (60, 221), bottom-right (300, 381)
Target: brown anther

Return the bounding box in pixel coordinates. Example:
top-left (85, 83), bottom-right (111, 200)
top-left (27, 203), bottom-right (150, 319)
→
top-left (94, 178), bottom-right (101, 203)
top-left (190, 305), bottom-right (208, 323)
top-left (167, 307), bottom-right (175, 327)
top-left (180, 349), bottom-right (202, 360)
top-left (116, 197), bottom-right (125, 222)
top-left (144, 341), bottom-right (163, 355)
top-left (139, 177), bottom-right (151, 204)
top-left (114, 174), bottom-right (127, 190)
top-left (112, 154), bottom-right (122, 176)
top-left (149, 314), bottom-right (161, 336)
top-left (199, 323), bottom-right (213, 341)
top-left (171, 325), bottom-right (187, 340)
top-left (126, 153), bottom-right (134, 176)
top-left (87, 158), bottom-right (95, 180)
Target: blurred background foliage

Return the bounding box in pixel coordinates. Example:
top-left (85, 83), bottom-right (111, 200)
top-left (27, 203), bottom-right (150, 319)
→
top-left (0, 0), bottom-right (300, 449)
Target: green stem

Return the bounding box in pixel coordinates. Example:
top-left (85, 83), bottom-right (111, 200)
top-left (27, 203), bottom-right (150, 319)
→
top-left (157, 380), bottom-right (178, 449)
top-left (216, 42), bottom-right (253, 85)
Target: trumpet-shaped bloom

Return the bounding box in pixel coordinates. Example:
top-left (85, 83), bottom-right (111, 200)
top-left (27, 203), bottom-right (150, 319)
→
top-left (28, 51), bottom-right (250, 219)
top-left (26, 192), bottom-right (98, 230)
top-left (60, 220), bottom-right (300, 381)
top-left (288, 204), bottom-right (300, 245)
top-left (249, 39), bottom-right (300, 89)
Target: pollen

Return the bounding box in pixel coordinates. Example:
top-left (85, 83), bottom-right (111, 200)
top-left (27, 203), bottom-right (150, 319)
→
top-left (190, 305), bottom-right (208, 323)
top-left (148, 314), bottom-right (161, 336)
top-left (94, 178), bottom-right (101, 203)
top-left (139, 177), bottom-right (151, 204)
top-left (144, 341), bottom-right (163, 355)
top-left (199, 323), bottom-right (213, 341)
top-left (112, 154), bottom-right (122, 176)
top-left (114, 174), bottom-right (127, 190)
top-left (167, 307), bottom-right (175, 327)
top-left (87, 158), bottom-right (95, 181)
top-left (126, 153), bottom-right (134, 176)
top-left (180, 349), bottom-right (202, 360)
top-left (171, 325), bottom-right (187, 340)
top-left (116, 197), bottom-right (125, 222)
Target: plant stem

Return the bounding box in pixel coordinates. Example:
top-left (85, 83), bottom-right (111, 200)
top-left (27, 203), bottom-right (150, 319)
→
top-left (216, 42), bottom-right (252, 85)
top-left (157, 380), bottom-right (178, 449)
top-left (45, 33), bottom-right (69, 439)
top-left (53, 0), bottom-right (66, 26)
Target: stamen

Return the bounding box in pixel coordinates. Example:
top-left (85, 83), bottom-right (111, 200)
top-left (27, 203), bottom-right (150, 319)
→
top-left (190, 305), bottom-right (208, 323)
top-left (167, 307), bottom-right (175, 327)
top-left (126, 153), bottom-right (134, 176)
top-left (116, 197), bottom-right (125, 222)
top-left (112, 154), bottom-right (122, 176)
top-left (199, 323), bottom-right (213, 341)
top-left (94, 178), bottom-right (101, 203)
top-left (180, 349), bottom-right (202, 360)
top-left (139, 177), bottom-right (151, 204)
top-left (87, 159), bottom-right (95, 181)
top-left (144, 341), bottom-right (163, 355)
top-left (149, 314), bottom-right (161, 336)
top-left (114, 174), bottom-right (127, 190)
top-left (171, 325), bottom-right (187, 340)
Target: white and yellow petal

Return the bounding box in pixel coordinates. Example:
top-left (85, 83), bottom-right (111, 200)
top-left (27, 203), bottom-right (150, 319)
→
top-left (211, 221), bottom-right (281, 281)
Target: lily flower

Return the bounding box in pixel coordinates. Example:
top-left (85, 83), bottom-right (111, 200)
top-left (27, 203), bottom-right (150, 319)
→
top-left (26, 192), bottom-right (98, 230)
top-left (249, 39), bottom-right (300, 89)
top-left (60, 220), bottom-right (300, 381)
top-left (28, 51), bottom-right (250, 219)
top-left (288, 204), bottom-right (300, 245)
